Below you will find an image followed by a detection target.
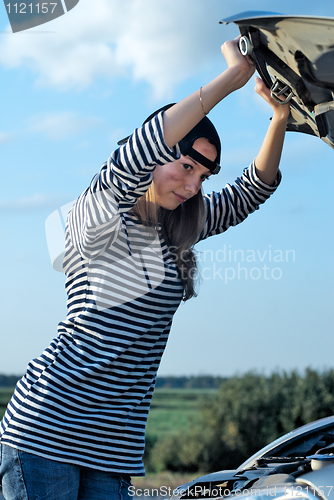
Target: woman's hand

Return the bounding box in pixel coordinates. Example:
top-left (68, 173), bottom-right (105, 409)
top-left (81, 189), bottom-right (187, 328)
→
top-left (254, 76), bottom-right (290, 120)
top-left (221, 37), bottom-right (255, 91)
top-left (163, 38), bottom-right (256, 149)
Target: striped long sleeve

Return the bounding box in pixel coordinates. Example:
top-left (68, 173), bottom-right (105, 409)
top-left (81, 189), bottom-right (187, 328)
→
top-left (199, 162), bottom-right (281, 241)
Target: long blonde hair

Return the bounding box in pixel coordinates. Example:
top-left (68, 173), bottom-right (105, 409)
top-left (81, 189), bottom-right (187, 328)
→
top-left (131, 183), bottom-right (206, 301)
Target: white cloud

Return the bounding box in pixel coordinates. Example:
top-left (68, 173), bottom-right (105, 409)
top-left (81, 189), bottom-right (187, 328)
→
top-left (0, 0), bottom-right (226, 99)
top-left (28, 111), bottom-right (102, 140)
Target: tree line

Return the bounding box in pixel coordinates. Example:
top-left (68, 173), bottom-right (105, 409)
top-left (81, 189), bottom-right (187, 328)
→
top-left (155, 375), bottom-right (227, 389)
top-left (0, 374), bottom-right (21, 387)
top-left (0, 374), bottom-right (225, 389)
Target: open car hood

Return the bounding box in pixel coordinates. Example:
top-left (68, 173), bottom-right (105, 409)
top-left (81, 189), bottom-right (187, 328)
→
top-left (221, 11), bottom-right (334, 149)
top-left (171, 416), bottom-right (334, 499)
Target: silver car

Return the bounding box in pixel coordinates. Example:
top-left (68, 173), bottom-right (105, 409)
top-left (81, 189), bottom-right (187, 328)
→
top-left (170, 416), bottom-right (334, 500)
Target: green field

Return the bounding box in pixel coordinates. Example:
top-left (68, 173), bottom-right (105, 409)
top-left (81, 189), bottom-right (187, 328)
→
top-left (0, 387), bottom-right (217, 436)
top-left (146, 388), bottom-right (217, 439)
top-left (0, 387), bottom-right (15, 419)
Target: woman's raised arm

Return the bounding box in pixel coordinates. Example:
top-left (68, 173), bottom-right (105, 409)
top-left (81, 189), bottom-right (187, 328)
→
top-left (163, 38), bottom-right (255, 149)
top-left (252, 77), bottom-right (290, 185)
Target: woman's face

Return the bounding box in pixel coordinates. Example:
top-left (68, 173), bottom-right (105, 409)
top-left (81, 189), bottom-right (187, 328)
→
top-left (153, 137), bottom-right (217, 210)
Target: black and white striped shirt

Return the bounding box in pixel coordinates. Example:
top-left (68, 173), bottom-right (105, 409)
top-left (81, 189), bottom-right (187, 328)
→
top-left (0, 112), bottom-right (280, 474)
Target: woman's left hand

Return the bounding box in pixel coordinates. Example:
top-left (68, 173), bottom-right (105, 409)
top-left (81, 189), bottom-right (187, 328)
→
top-left (254, 76), bottom-right (290, 119)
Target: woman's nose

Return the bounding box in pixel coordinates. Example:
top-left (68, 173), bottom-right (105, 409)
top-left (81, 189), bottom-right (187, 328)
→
top-left (185, 178), bottom-right (201, 195)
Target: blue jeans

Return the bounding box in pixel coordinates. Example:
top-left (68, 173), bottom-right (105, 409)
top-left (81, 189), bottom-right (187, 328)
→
top-left (0, 444), bottom-right (133, 500)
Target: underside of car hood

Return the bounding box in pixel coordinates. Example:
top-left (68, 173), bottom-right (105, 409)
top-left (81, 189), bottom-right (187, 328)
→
top-left (221, 11), bottom-right (334, 149)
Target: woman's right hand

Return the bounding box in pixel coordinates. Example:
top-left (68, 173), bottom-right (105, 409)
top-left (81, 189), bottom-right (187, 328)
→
top-left (221, 37), bottom-right (255, 91)
top-left (163, 37), bottom-right (256, 149)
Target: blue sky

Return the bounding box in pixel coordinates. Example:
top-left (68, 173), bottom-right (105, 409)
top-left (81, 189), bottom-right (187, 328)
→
top-left (0, 0), bottom-right (333, 377)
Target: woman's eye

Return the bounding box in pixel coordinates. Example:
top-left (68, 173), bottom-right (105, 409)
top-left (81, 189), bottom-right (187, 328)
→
top-left (183, 163), bottom-right (193, 171)
top-left (201, 175), bottom-right (209, 182)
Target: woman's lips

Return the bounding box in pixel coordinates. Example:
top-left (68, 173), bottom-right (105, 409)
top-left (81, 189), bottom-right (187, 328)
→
top-left (173, 192), bottom-right (187, 203)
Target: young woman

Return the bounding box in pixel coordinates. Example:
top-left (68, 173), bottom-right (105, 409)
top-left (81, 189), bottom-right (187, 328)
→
top-left (0, 38), bottom-right (290, 500)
